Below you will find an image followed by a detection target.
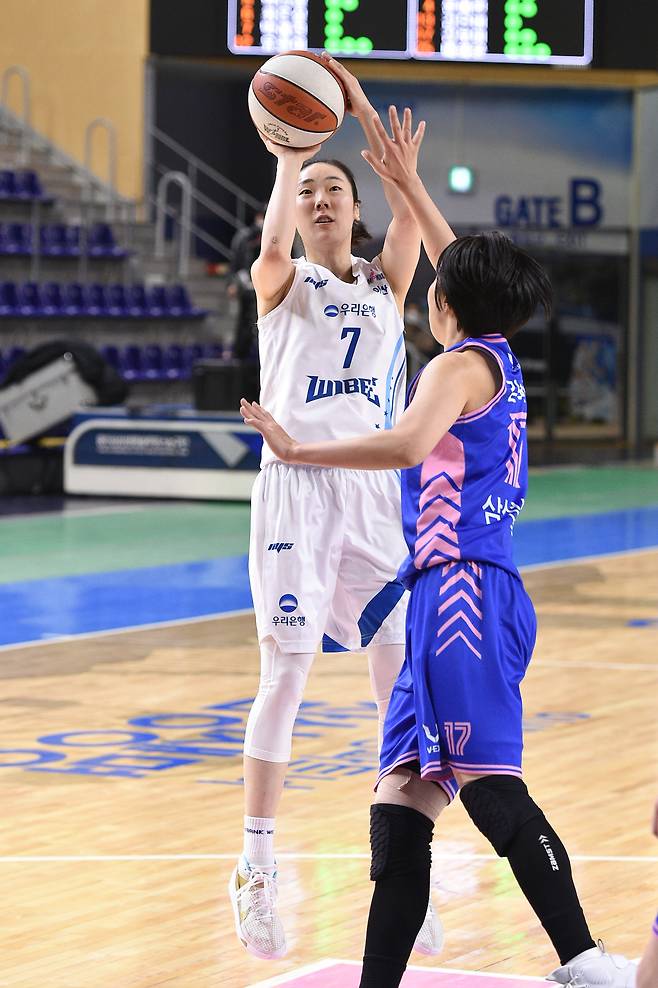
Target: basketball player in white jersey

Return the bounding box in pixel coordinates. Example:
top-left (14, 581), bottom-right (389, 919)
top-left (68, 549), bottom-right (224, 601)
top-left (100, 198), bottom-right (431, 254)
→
top-left (229, 57), bottom-right (450, 960)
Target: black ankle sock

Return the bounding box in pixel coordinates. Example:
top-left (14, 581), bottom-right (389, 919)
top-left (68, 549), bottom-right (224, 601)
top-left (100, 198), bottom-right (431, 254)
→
top-left (507, 814), bottom-right (595, 964)
top-left (359, 805), bottom-right (433, 988)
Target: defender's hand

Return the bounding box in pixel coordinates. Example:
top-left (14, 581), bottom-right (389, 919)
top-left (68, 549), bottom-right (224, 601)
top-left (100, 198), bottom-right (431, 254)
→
top-left (361, 106), bottom-right (426, 187)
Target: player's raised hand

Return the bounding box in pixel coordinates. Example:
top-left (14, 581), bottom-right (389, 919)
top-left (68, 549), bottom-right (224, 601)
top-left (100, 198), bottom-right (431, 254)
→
top-left (361, 106), bottom-right (426, 188)
top-left (240, 399), bottom-right (298, 462)
top-left (320, 52), bottom-right (370, 118)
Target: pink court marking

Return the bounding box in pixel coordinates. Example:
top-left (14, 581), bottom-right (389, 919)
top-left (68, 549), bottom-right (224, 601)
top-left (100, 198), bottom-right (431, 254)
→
top-left (248, 960), bottom-right (548, 988)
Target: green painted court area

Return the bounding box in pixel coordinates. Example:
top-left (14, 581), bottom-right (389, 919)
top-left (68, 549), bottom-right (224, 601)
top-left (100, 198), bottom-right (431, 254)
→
top-left (1, 463), bottom-right (657, 585)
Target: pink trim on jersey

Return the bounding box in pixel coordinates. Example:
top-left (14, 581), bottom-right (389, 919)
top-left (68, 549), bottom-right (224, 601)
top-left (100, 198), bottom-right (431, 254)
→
top-left (436, 629), bottom-right (482, 660)
top-left (414, 432), bottom-right (465, 567)
top-left (437, 608), bottom-right (482, 642)
top-left (441, 567), bottom-right (483, 598)
top-left (448, 760), bottom-right (523, 776)
top-left (438, 588), bottom-right (483, 620)
top-left (375, 750), bottom-right (421, 788)
top-left (652, 915), bottom-right (658, 937)
top-left (454, 342), bottom-right (507, 423)
top-left (505, 411), bottom-right (527, 488)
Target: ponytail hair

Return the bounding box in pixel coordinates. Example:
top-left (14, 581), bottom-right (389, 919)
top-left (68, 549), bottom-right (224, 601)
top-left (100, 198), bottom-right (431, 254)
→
top-left (300, 157), bottom-right (372, 248)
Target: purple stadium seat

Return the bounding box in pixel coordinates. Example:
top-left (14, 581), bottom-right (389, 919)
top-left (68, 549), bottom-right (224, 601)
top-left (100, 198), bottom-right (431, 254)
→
top-left (87, 283), bottom-right (109, 316)
top-left (6, 223), bottom-right (32, 255)
top-left (15, 170), bottom-right (45, 199)
top-left (126, 284), bottom-right (148, 317)
top-left (100, 345), bottom-right (121, 370)
top-left (0, 170), bottom-right (18, 198)
top-left (166, 284), bottom-right (192, 316)
top-left (121, 345), bottom-right (143, 380)
top-left (163, 343), bottom-right (185, 379)
top-left (87, 223), bottom-right (115, 256)
top-left (143, 344), bottom-right (164, 379)
top-left (147, 284), bottom-right (167, 317)
top-left (41, 282), bottom-right (64, 316)
top-left (63, 283), bottom-right (86, 315)
top-left (18, 282), bottom-right (44, 316)
top-left (107, 283), bottom-right (128, 316)
top-left (0, 282), bottom-right (19, 316)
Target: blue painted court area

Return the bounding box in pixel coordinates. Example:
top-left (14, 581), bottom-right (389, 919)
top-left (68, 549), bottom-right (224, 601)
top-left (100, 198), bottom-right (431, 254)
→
top-left (0, 505), bottom-right (657, 648)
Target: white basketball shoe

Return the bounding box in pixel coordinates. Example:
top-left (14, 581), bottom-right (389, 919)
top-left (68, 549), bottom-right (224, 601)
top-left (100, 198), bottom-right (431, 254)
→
top-left (228, 855), bottom-right (287, 960)
top-left (413, 897), bottom-right (444, 956)
top-left (548, 942), bottom-right (637, 987)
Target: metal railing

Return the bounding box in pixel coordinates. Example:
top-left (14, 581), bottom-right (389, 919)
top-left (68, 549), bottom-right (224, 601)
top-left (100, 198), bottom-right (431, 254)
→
top-left (148, 124), bottom-right (261, 233)
top-left (155, 171), bottom-right (193, 278)
top-left (84, 118), bottom-right (117, 220)
top-left (0, 66), bottom-right (31, 164)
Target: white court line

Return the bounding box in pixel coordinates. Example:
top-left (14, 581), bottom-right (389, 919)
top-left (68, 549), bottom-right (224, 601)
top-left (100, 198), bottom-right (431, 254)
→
top-left (0, 851), bottom-right (656, 864)
top-left (1, 541), bottom-right (656, 654)
top-left (0, 503), bottom-right (162, 523)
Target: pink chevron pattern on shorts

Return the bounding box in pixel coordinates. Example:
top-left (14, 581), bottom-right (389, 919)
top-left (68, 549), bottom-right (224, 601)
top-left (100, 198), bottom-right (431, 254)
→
top-left (505, 411), bottom-right (527, 488)
top-left (414, 432), bottom-right (465, 569)
top-left (435, 561), bottom-right (483, 660)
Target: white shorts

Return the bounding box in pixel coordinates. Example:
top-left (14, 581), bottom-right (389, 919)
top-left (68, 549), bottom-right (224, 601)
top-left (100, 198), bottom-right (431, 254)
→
top-left (249, 462), bottom-right (409, 653)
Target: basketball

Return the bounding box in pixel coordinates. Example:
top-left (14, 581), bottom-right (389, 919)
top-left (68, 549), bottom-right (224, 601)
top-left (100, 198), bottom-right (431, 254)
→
top-left (248, 51), bottom-right (346, 149)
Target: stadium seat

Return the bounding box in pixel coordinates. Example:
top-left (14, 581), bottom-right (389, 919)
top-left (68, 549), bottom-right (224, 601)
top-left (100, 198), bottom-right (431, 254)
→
top-left (41, 282), bottom-right (64, 316)
top-left (15, 170), bottom-right (45, 199)
top-left (143, 344), bottom-right (164, 379)
top-left (63, 283), bottom-right (86, 315)
top-left (0, 282), bottom-right (19, 316)
top-left (147, 284), bottom-right (167, 316)
top-left (107, 283), bottom-right (128, 316)
top-left (100, 344), bottom-right (121, 370)
top-left (163, 343), bottom-right (185, 379)
top-left (121, 345), bottom-right (143, 380)
top-left (87, 283), bottom-right (109, 316)
top-left (18, 282), bottom-right (43, 316)
top-left (126, 284), bottom-right (148, 317)
top-left (0, 170), bottom-right (18, 198)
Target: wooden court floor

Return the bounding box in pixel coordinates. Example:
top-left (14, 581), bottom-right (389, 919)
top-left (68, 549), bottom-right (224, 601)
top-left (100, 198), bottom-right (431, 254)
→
top-left (1, 550), bottom-right (657, 988)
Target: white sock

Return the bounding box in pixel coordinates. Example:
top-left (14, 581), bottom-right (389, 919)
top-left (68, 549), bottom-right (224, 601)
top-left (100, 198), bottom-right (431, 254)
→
top-left (242, 815), bottom-right (276, 871)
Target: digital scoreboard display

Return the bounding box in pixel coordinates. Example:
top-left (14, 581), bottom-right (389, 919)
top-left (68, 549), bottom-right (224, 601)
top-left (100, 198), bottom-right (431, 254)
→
top-left (229, 0), bottom-right (594, 65)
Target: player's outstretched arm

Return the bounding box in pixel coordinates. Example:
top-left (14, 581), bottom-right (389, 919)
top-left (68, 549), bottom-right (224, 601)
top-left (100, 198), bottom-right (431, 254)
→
top-left (251, 136), bottom-right (321, 315)
top-left (241, 349), bottom-right (483, 470)
top-left (362, 110), bottom-right (456, 270)
top-left (321, 54), bottom-right (421, 308)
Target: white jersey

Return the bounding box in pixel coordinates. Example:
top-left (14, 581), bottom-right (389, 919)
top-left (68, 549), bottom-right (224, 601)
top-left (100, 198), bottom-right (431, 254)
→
top-left (257, 255), bottom-right (406, 467)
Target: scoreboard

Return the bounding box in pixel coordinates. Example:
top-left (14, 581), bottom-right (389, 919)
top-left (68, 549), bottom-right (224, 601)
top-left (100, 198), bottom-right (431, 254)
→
top-left (229, 0), bottom-right (594, 65)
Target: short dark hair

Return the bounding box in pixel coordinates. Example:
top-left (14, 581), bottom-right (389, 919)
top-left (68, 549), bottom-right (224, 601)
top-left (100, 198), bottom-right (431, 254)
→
top-left (300, 157), bottom-right (372, 248)
top-left (435, 231), bottom-right (553, 339)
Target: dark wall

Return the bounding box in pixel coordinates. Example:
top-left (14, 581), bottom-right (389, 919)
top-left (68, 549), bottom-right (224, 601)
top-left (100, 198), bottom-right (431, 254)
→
top-left (153, 60), bottom-right (274, 250)
top-left (150, 0), bottom-right (227, 58)
top-left (593, 0), bottom-right (658, 70)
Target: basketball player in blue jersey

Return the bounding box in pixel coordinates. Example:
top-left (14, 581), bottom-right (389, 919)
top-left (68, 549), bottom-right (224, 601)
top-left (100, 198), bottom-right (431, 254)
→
top-left (229, 58), bottom-right (445, 960)
top-left (241, 108), bottom-right (637, 987)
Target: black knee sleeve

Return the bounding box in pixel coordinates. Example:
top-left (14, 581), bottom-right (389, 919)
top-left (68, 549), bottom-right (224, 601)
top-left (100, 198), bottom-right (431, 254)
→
top-left (369, 803), bottom-right (433, 881)
top-left (460, 775), bottom-right (543, 857)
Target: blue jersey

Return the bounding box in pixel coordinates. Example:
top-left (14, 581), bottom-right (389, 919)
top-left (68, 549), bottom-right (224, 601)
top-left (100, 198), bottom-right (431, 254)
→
top-left (399, 333), bottom-right (527, 587)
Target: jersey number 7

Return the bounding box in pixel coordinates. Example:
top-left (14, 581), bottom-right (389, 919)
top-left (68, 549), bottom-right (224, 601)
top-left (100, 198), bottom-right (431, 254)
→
top-left (341, 326), bottom-right (361, 369)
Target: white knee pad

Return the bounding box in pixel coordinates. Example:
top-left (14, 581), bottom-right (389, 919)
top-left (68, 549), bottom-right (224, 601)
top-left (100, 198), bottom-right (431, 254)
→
top-left (243, 639), bottom-right (315, 763)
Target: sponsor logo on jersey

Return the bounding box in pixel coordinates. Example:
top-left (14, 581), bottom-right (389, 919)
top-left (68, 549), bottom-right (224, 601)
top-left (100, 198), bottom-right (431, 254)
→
top-left (278, 594), bottom-right (298, 613)
top-left (306, 375), bottom-right (381, 407)
top-left (305, 276), bottom-right (328, 290)
top-left (422, 722), bottom-right (441, 754)
top-left (323, 302), bottom-right (376, 318)
top-left (367, 271), bottom-right (387, 283)
top-left (268, 542), bottom-right (294, 553)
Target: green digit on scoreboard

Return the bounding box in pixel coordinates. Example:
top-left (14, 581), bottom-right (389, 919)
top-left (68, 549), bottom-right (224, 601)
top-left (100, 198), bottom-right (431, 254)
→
top-left (504, 0), bottom-right (552, 57)
top-left (324, 0), bottom-right (374, 54)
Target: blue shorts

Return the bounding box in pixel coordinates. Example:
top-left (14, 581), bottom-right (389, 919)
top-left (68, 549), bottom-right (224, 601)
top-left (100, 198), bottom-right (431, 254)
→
top-left (377, 560), bottom-right (537, 802)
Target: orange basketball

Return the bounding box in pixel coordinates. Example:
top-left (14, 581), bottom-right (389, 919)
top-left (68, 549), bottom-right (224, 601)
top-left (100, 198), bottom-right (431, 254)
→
top-left (248, 51), bottom-right (347, 149)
